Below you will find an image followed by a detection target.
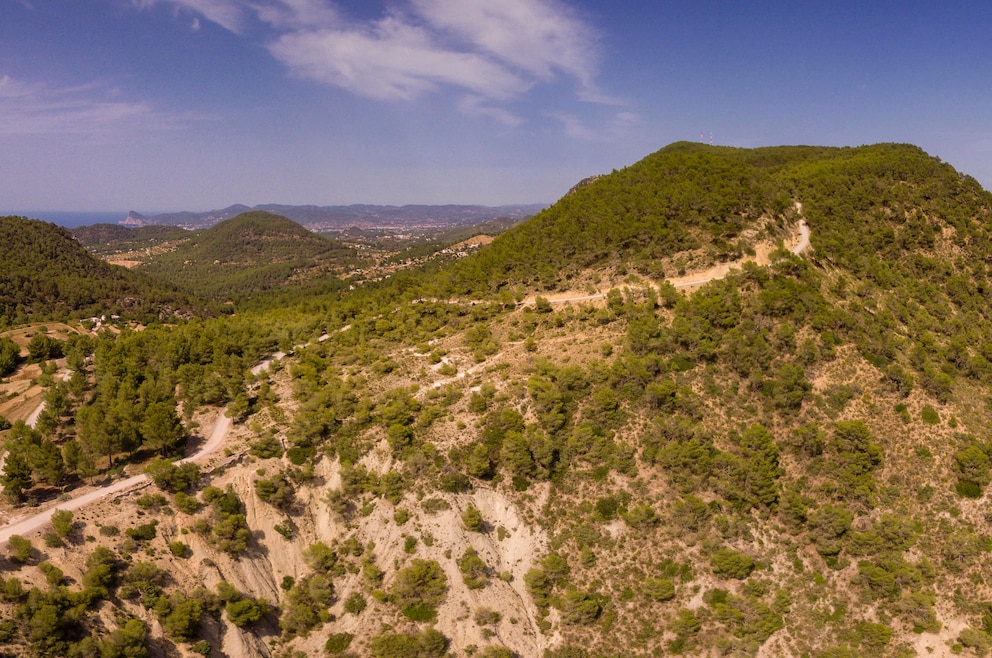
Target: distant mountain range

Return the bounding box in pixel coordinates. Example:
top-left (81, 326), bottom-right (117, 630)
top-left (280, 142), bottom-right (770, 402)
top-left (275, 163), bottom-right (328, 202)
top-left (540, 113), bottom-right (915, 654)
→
top-left (121, 203), bottom-right (546, 230)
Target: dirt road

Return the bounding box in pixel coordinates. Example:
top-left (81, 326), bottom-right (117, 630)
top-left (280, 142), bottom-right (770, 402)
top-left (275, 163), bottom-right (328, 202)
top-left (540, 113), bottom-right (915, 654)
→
top-left (0, 384), bottom-right (235, 546)
top-left (526, 218), bottom-right (810, 305)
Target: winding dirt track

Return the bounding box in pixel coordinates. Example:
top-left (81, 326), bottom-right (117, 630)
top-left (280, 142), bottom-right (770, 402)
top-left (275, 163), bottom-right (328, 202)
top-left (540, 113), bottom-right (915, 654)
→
top-left (0, 338), bottom-right (324, 546)
top-left (0, 409), bottom-right (234, 546)
top-left (529, 219), bottom-right (810, 305)
top-left (0, 218), bottom-right (812, 547)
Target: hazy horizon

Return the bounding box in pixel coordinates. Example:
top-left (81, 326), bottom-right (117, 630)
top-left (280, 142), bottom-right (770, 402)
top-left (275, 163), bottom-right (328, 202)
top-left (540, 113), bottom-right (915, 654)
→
top-left (3, 2), bottom-right (990, 212)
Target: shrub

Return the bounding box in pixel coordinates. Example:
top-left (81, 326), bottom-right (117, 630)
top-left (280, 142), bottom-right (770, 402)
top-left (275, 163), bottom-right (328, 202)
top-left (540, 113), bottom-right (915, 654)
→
top-left (249, 433), bottom-right (283, 459)
top-left (953, 444), bottom-right (991, 498)
top-left (920, 405), bottom-right (940, 425)
top-left (462, 505), bottom-right (484, 532)
top-left (126, 521), bottom-right (158, 541)
top-left (344, 592), bottom-right (367, 615)
top-left (254, 472), bottom-right (294, 511)
top-left (559, 588), bottom-right (602, 625)
top-left (303, 542), bottom-right (338, 573)
top-left (478, 647), bottom-right (515, 658)
top-left (136, 493), bottom-right (168, 510)
top-left (226, 597), bottom-right (269, 627)
top-left (145, 459), bottom-right (201, 493)
top-left (623, 504), bottom-right (659, 529)
top-left (808, 505), bottom-right (854, 564)
top-left (459, 547), bottom-right (489, 589)
top-left (643, 577), bottom-right (676, 601)
top-left (855, 621), bottom-right (893, 649)
top-left (475, 607), bottom-right (502, 626)
top-left (82, 546), bottom-right (119, 600)
top-left (50, 509), bottom-right (74, 538)
top-left (710, 548), bottom-right (755, 579)
top-left (169, 541), bottom-right (190, 558)
top-left (157, 592), bottom-right (204, 641)
top-left (279, 573), bottom-right (335, 636)
top-left (211, 514), bottom-right (251, 555)
top-left (7, 535), bottom-right (33, 563)
top-left (393, 559), bottom-right (448, 612)
top-left (421, 497), bottom-right (451, 514)
top-left (174, 491), bottom-right (201, 514)
top-left (325, 632), bottom-right (354, 654)
top-left (524, 568), bottom-right (551, 607)
top-left (369, 628), bottom-right (448, 658)
top-left (958, 628), bottom-right (992, 655)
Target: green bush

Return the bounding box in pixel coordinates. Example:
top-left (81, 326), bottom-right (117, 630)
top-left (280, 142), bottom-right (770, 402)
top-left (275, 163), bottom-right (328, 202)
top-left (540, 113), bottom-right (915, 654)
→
top-left (644, 577), bottom-right (676, 601)
top-left (343, 592), bottom-right (367, 615)
top-left (325, 632), bottom-right (354, 654)
top-left (126, 521), bottom-right (158, 542)
top-left (369, 628), bottom-right (448, 658)
top-left (478, 647), bottom-right (515, 658)
top-left (958, 628), bottom-right (992, 655)
top-left (50, 509), bottom-right (74, 538)
top-left (558, 588), bottom-right (602, 625)
top-left (145, 459), bottom-right (201, 493)
top-left (920, 405), bottom-right (940, 425)
top-left (525, 568), bottom-right (551, 607)
top-left (174, 491), bottom-right (201, 514)
top-left (393, 559), bottom-right (448, 612)
top-left (169, 541), bottom-right (190, 558)
top-left (462, 505), bottom-right (484, 532)
top-left (459, 547), bottom-right (489, 589)
top-left (8, 535), bottom-right (33, 563)
top-left (226, 597), bottom-right (269, 627)
top-left (953, 444), bottom-right (991, 498)
top-left (710, 548), bottom-right (754, 579)
top-left (136, 493), bottom-right (167, 510)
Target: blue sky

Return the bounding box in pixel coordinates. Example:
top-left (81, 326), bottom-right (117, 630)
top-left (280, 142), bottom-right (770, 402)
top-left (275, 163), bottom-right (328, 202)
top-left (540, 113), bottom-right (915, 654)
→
top-left (2, 0), bottom-right (991, 212)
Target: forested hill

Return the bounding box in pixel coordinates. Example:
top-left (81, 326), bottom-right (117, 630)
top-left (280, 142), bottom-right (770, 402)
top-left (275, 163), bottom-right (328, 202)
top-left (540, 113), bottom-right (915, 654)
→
top-left (71, 223), bottom-right (188, 249)
top-left (7, 144), bottom-right (992, 658)
top-left (444, 141), bottom-right (992, 295)
top-left (0, 216), bottom-right (195, 326)
top-left (136, 211), bottom-right (358, 305)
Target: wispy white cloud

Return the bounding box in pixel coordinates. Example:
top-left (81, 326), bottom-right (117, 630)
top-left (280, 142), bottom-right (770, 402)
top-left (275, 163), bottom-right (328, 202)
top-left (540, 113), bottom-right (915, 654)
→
top-left (547, 109), bottom-right (642, 142)
top-left (131, 0), bottom-right (248, 33)
top-left (458, 95), bottom-right (523, 127)
top-left (411, 0), bottom-right (597, 87)
top-left (0, 74), bottom-right (179, 137)
top-left (269, 15), bottom-right (530, 101)
top-left (141, 0), bottom-right (611, 127)
top-left (251, 0), bottom-right (340, 30)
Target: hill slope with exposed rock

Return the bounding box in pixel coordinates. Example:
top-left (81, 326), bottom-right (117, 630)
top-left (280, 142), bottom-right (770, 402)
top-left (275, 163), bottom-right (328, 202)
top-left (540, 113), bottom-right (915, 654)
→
top-left (3, 143), bottom-right (992, 658)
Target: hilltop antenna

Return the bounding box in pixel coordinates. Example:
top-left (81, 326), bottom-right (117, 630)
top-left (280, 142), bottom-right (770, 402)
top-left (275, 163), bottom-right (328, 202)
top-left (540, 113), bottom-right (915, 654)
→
top-left (709, 132), bottom-right (713, 146)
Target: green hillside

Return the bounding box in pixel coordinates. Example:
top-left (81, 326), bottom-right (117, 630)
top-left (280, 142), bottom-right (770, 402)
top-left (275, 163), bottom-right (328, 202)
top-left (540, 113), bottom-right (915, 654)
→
top-left (137, 211), bottom-right (358, 305)
top-left (4, 144), bottom-right (992, 658)
top-left (447, 142), bottom-right (991, 295)
top-left (70, 223), bottom-right (189, 249)
top-left (0, 216), bottom-right (195, 327)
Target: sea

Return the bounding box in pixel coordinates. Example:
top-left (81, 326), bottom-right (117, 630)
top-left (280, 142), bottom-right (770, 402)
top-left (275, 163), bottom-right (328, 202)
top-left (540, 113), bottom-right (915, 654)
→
top-left (6, 211), bottom-right (128, 228)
